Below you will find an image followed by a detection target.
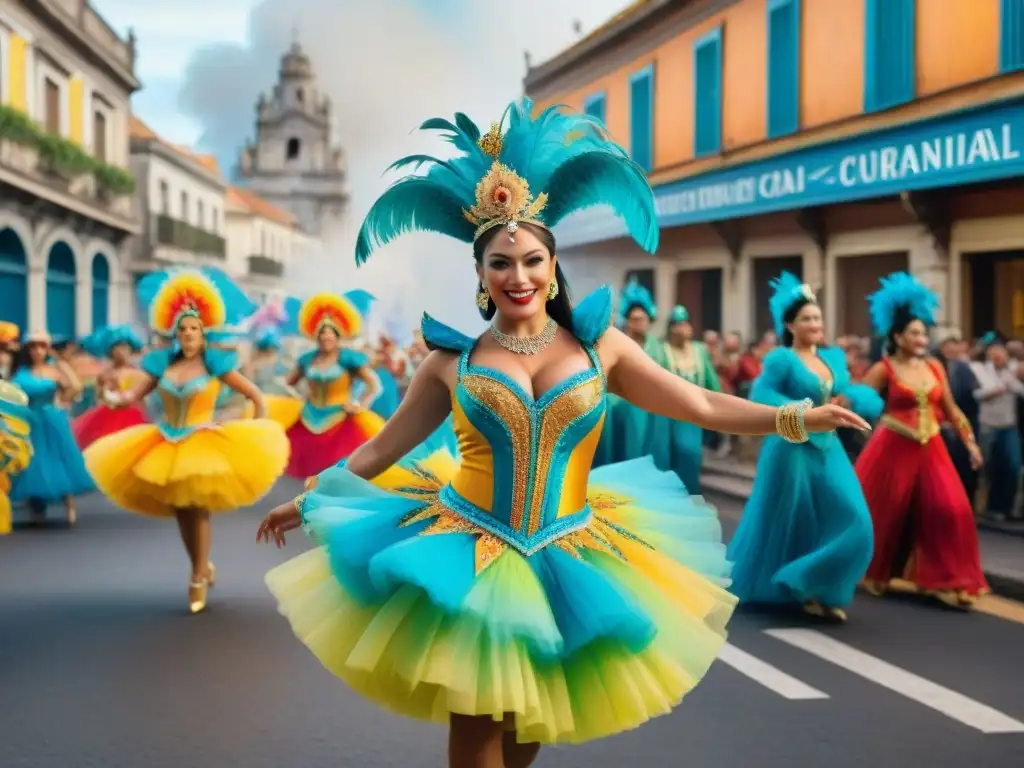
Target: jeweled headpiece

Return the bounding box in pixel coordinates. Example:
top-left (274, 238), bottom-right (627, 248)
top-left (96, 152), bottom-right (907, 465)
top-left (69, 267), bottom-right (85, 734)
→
top-left (868, 272), bottom-right (939, 336)
top-left (298, 292), bottom-right (363, 340)
top-left (768, 271), bottom-right (817, 336)
top-left (139, 267), bottom-right (255, 338)
top-left (354, 99), bottom-right (659, 263)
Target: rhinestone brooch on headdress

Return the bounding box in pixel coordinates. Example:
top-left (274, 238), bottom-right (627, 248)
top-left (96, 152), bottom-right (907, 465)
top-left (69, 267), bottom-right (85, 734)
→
top-left (462, 123), bottom-right (548, 242)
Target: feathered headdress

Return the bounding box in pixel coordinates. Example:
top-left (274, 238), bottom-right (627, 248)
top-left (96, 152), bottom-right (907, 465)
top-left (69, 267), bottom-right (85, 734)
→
top-left (619, 277), bottom-right (657, 324)
top-left (247, 299), bottom-right (289, 336)
top-left (147, 270), bottom-right (227, 336)
top-left (768, 271), bottom-right (817, 336)
top-left (669, 305), bottom-right (689, 325)
top-left (0, 322), bottom-right (19, 346)
top-left (137, 266), bottom-right (256, 336)
top-left (868, 272), bottom-right (939, 336)
top-left (298, 292), bottom-right (363, 339)
top-left (354, 98), bottom-right (658, 263)
top-left (80, 325), bottom-right (145, 358)
top-left (253, 327), bottom-right (283, 351)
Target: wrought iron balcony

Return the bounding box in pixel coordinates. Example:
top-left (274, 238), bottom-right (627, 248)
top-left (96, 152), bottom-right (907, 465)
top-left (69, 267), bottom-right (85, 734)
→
top-left (153, 214), bottom-right (226, 258)
top-left (247, 254), bottom-right (284, 277)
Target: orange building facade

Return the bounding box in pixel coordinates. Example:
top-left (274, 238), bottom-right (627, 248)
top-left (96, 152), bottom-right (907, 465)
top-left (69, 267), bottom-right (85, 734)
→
top-left (525, 0), bottom-right (1024, 340)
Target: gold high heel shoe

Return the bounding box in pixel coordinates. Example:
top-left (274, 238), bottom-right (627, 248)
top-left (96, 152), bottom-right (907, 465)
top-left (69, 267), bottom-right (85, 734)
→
top-left (188, 578), bottom-right (209, 614)
top-left (66, 504), bottom-right (77, 527)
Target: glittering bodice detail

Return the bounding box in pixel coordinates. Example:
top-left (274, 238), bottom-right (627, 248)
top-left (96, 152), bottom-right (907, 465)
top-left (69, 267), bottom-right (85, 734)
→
top-left (436, 346), bottom-right (607, 555)
top-left (305, 364), bottom-right (351, 408)
top-left (157, 375), bottom-right (221, 439)
top-left (880, 359), bottom-right (944, 445)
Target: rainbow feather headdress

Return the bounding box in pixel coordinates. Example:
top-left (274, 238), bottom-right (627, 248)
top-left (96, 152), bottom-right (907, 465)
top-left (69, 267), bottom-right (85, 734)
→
top-left (868, 271), bottom-right (939, 336)
top-left (354, 98), bottom-right (659, 264)
top-left (768, 271), bottom-right (817, 336)
top-left (148, 270), bottom-right (227, 337)
top-left (618, 277), bottom-right (657, 323)
top-left (298, 292), bottom-right (363, 339)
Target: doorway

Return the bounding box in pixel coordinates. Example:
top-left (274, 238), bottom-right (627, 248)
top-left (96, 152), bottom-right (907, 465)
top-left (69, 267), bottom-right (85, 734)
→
top-left (963, 251), bottom-right (1024, 339)
top-left (674, 268), bottom-right (723, 334)
top-left (836, 252), bottom-right (909, 337)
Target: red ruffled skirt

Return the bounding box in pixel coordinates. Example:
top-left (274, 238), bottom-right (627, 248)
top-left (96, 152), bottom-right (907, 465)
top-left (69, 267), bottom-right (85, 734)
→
top-left (284, 410), bottom-right (384, 478)
top-left (855, 426), bottom-right (988, 595)
top-left (72, 404), bottom-right (150, 451)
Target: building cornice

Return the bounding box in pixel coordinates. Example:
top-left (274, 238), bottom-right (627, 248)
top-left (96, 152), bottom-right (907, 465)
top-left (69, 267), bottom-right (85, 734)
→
top-left (131, 138), bottom-right (227, 191)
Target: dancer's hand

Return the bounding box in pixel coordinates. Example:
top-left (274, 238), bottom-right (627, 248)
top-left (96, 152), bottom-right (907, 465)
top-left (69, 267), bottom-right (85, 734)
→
top-left (805, 404), bottom-right (871, 434)
top-left (257, 501), bottom-right (301, 548)
top-left (829, 395), bottom-right (851, 409)
top-left (342, 402), bottom-right (363, 415)
top-left (968, 442), bottom-right (984, 470)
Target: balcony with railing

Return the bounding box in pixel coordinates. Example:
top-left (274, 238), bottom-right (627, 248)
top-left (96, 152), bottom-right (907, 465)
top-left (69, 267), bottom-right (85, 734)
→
top-left (247, 254), bottom-right (284, 277)
top-left (152, 214), bottom-right (226, 258)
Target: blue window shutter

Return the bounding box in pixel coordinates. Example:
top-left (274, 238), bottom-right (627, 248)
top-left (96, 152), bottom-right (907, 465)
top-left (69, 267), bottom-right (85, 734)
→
top-left (767, 0), bottom-right (801, 138)
top-left (694, 27), bottom-right (723, 156)
top-left (1000, 0), bottom-right (1024, 72)
top-left (584, 92), bottom-right (607, 124)
top-left (629, 67), bottom-right (654, 172)
top-left (864, 0), bottom-right (916, 112)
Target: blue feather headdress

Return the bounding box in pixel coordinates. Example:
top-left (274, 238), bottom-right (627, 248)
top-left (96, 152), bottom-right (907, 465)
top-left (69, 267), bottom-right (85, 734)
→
top-left (253, 327), bottom-right (283, 351)
top-left (81, 325), bottom-right (145, 358)
top-left (669, 305), bottom-right (689, 325)
top-left (354, 98), bottom-right (659, 264)
top-left (868, 272), bottom-right (939, 336)
top-left (619, 278), bottom-right (656, 324)
top-left (768, 271), bottom-right (817, 336)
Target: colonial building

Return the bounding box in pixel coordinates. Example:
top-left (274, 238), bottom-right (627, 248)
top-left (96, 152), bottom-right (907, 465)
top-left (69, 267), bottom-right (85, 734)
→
top-left (0, 0), bottom-right (139, 337)
top-left (127, 116), bottom-right (227, 304)
top-left (525, 0), bottom-right (1024, 340)
top-left (236, 42), bottom-right (348, 241)
top-left (225, 185), bottom-right (313, 303)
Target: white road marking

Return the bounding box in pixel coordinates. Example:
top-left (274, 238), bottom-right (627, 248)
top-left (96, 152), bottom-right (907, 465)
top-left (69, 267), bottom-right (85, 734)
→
top-left (717, 642), bottom-right (829, 700)
top-left (766, 628), bottom-right (1024, 734)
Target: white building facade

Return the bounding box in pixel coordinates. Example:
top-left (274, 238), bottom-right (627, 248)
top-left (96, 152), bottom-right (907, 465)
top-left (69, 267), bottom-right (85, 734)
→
top-left (0, 0), bottom-right (140, 338)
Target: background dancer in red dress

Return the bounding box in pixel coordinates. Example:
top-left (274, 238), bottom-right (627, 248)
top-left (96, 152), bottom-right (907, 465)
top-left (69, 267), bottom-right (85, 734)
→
top-left (855, 272), bottom-right (987, 609)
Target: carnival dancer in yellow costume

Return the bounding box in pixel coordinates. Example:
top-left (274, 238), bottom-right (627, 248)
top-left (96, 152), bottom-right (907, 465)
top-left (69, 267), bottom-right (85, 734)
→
top-left (280, 292), bottom-right (384, 478)
top-left (0, 380), bottom-right (33, 535)
top-left (257, 100), bottom-right (868, 766)
top-left (85, 268), bottom-right (289, 614)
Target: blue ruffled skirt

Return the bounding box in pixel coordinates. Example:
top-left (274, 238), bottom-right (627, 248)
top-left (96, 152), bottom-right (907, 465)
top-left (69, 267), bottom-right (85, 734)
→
top-left (11, 404), bottom-right (94, 503)
top-left (727, 433), bottom-right (874, 608)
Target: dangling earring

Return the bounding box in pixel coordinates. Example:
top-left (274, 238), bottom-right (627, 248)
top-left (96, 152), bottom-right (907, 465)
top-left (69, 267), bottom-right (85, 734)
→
top-left (546, 280), bottom-right (559, 301)
top-left (475, 285), bottom-right (490, 310)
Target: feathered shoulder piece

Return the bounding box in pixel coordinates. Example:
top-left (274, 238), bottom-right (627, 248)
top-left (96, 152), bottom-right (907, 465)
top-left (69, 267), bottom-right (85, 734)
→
top-left (148, 270), bottom-right (227, 337)
top-left (868, 272), bottom-right (939, 336)
top-left (618, 277), bottom-right (656, 323)
top-left (769, 271), bottom-right (817, 336)
top-left (298, 293), bottom-right (363, 339)
top-left (355, 98), bottom-right (659, 264)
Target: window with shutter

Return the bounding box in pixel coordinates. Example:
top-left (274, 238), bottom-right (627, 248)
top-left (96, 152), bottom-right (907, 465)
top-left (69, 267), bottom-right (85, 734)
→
top-left (694, 28), bottom-right (723, 157)
top-left (44, 78), bottom-right (60, 133)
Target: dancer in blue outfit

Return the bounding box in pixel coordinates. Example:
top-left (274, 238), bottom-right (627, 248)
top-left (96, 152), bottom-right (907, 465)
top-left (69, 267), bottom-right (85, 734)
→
top-left (10, 330), bottom-right (94, 525)
top-left (593, 278), bottom-right (661, 468)
top-left (727, 273), bottom-right (883, 621)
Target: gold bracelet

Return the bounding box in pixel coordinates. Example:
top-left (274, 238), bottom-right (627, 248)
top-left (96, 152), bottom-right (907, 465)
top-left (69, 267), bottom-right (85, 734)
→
top-left (777, 400), bottom-right (811, 443)
top-left (294, 492), bottom-right (308, 524)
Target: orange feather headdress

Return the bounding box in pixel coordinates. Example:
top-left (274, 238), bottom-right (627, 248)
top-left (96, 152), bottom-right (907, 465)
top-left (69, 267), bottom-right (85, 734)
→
top-left (298, 293), bottom-right (362, 340)
top-left (148, 269), bottom-right (227, 336)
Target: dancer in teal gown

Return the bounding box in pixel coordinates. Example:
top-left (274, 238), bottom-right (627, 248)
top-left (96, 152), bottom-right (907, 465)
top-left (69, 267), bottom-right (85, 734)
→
top-left (593, 278), bottom-right (661, 467)
top-left (648, 305), bottom-right (721, 491)
top-left (727, 273), bottom-right (883, 621)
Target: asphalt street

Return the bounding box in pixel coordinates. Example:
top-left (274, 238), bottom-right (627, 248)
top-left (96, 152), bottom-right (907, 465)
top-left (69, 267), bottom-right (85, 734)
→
top-left (2, 482), bottom-right (1024, 768)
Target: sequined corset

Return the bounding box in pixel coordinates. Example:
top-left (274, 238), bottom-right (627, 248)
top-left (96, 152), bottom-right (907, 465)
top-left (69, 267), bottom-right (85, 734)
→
top-left (156, 374), bottom-right (221, 441)
top-left (302, 363), bottom-right (351, 433)
top-left (879, 359), bottom-right (943, 445)
top-left (432, 345), bottom-right (607, 556)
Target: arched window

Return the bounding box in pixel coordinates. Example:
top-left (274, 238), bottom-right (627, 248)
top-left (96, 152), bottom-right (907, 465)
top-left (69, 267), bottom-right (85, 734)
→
top-left (286, 137), bottom-right (300, 160)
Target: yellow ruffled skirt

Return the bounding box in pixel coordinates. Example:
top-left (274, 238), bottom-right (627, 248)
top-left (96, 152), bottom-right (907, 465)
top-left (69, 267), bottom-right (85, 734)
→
top-left (0, 474), bottom-right (11, 534)
top-left (84, 420), bottom-right (289, 517)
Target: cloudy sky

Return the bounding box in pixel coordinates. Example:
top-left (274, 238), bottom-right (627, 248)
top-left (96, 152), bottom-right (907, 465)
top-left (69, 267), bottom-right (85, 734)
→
top-left (92, 0), bottom-right (631, 335)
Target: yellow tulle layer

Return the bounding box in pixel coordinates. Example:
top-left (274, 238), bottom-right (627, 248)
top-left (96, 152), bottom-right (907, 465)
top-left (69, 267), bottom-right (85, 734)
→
top-left (84, 420), bottom-right (289, 517)
top-left (244, 395), bottom-right (303, 430)
top-left (267, 531), bottom-right (735, 745)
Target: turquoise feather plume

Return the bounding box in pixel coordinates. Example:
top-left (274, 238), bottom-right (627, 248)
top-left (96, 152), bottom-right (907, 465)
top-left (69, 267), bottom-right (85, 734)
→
top-left (619, 277), bottom-right (656, 323)
top-left (355, 98), bottom-right (659, 265)
top-left (868, 271), bottom-right (939, 336)
top-left (669, 305), bottom-right (689, 324)
top-left (768, 271), bottom-right (815, 336)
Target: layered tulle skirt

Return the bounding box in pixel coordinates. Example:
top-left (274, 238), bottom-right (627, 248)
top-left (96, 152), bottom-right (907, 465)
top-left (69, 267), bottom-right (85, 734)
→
top-left (72, 403), bottom-right (150, 450)
top-left (1, 474), bottom-right (12, 534)
top-left (283, 408), bottom-right (385, 478)
top-left (728, 434), bottom-right (874, 609)
top-left (266, 452), bottom-right (736, 744)
top-left (10, 405), bottom-right (94, 503)
top-left (84, 419), bottom-right (289, 517)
